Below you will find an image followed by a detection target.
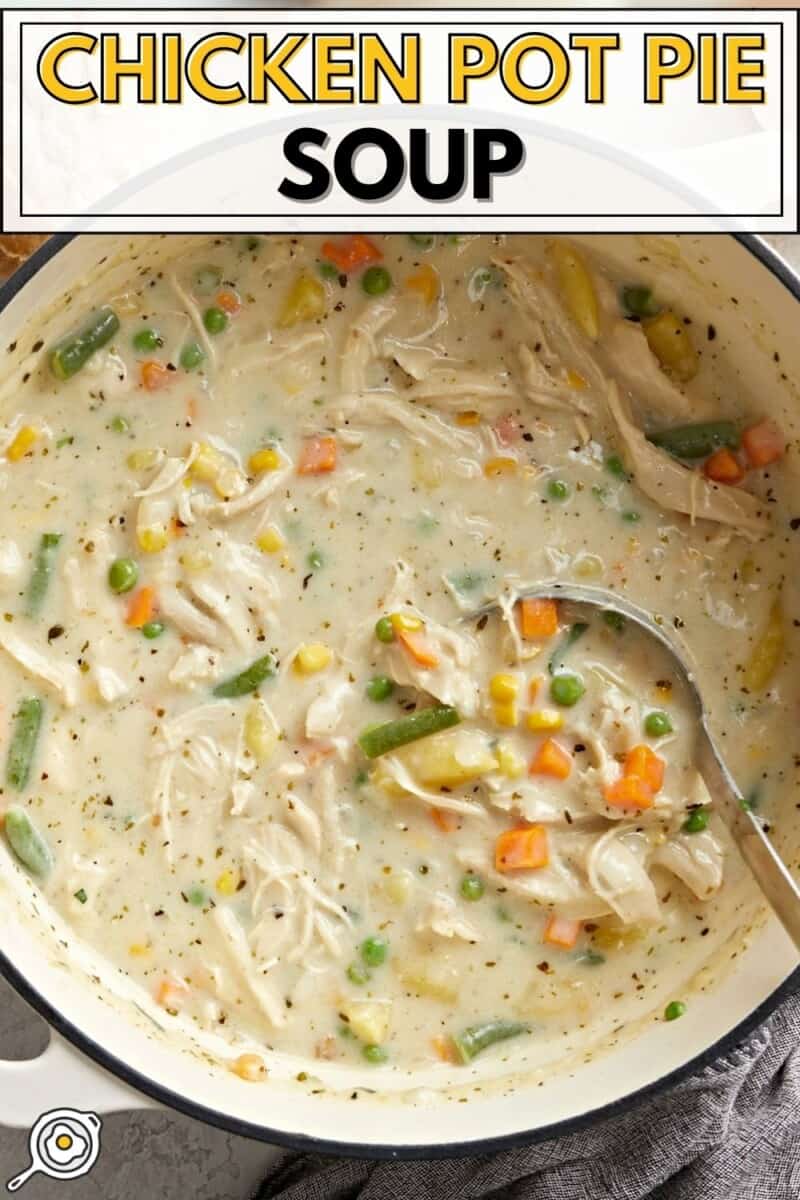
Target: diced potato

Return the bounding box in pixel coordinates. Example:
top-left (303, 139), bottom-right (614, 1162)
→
top-left (244, 700), bottom-right (277, 764)
top-left (396, 959), bottom-right (458, 1004)
top-left (383, 870), bottom-right (413, 906)
top-left (341, 999), bottom-right (391, 1044)
top-left (550, 242), bottom-right (599, 340)
top-left (742, 597), bottom-right (784, 692)
top-left (516, 978), bottom-right (590, 1020)
top-left (278, 273), bottom-right (326, 328)
top-left (591, 919), bottom-right (645, 952)
top-left (395, 728), bottom-right (498, 788)
top-left (642, 310), bottom-right (698, 382)
top-left (494, 740), bottom-right (526, 779)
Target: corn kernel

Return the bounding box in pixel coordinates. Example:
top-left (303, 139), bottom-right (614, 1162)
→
top-left (566, 369), bottom-right (587, 390)
top-left (138, 525), bottom-right (169, 553)
top-left (249, 447), bottom-right (281, 474)
top-left (191, 442), bottom-right (223, 483)
top-left (405, 263), bottom-right (440, 305)
top-left (244, 701), bottom-right (277, 764)
top-left (256, 526), bottom-right (285, 554)
top-left (128, 942), bottom-right (150, 958)
top-left (127, 448), bottom-right (161, 471)
top-left (179, 549), bottom-right (212, 572)
top-left (390, 611), bottom-right (423, 633)
top-left (456, 410), bottom-right (480, 427)
top-left (216, 869), bottom-right (239, 896)
top-left (526, 709), bottom-right (564, 732)
top-left (6, 426), bottom-right (39, 462)
top-left (575, 554), bottom-right (604, 579)
top-left (495, 741), bottom-right (526, 779)
top-left (484, 457), bottom-right (517, 477)
top-left (493, 701), bottom-right (518, 728)
top-left (383, 871), bottom-right (413, 906)
top-left (231, 1053), bottom-right (268, 1082)
top-left (294, 643), bottom-right (333, 674)
top-left (489, 673), bottom-right (518, 703)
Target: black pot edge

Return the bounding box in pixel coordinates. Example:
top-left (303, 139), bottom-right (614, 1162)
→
top-left (0, 230), bottom-right (798, 1161)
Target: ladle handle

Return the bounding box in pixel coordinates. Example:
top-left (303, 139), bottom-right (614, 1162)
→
top-left (699, 732), bottom-right (800, 952)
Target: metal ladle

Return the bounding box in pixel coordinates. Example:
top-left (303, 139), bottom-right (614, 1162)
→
top-left (470, 582), bottom-right (800, 952)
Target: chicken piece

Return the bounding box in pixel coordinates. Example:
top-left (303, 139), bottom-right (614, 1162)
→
top-left (416, 891), bottom-right (482, 942)
top-left (586, 827), bottom-right (661, 924)
top-left (652, 828), bottom-right (724, 900)
top-left (604, 319), bottom-right (695, 421)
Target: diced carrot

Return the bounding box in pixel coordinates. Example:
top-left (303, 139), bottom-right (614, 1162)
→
top-left (704, 447), bottom-right (745, 484)
top-left (432, 1034), bottom-right (459, 1063)
top-left (431, 807), bottom-right (459, 833)
top-left (140, 360), bottom-right (171, 391)
top-left (156, 979), bottom-right (188, 1012)
top-left (604, 774), bottom-right (655, 810)
top-left (494, 413), bottom-right (522, 445)
top-left (624, 744), bottom-right (665, 793)
top-left (528, 676), bottom-right (542, 703)
top-left (742, 419), bottom-right (785, 468)
top-left (397, 627), bottom-right (440, 669)
top-left (519, 597), bottom-right (559, 640)
top-left (320, 235), bottom-right (382, 274)
top-left (186, 395), bottom-right (198, 423)
top-left (529, 737), bottom-right (572, 780)
top-left (543, 913), bottom-right (581, 949)
top-left (496, 825), bottom-right (549, 872)
top-left (301, 740), bottom-right (336, 767)
top-left (216, 289), bottom-right (241, 314)
top-left (297, 435), bottom-right (337, 475)
top-left (126, 585), bottom-right (155, 628)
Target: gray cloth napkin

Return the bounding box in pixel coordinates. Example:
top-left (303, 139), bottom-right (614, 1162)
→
top-left (255, 990), bottom-right (800, 1200)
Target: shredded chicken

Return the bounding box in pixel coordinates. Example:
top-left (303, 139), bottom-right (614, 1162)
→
top-left (0, 627), bottom-right (80, 706)
top-left (416, 890), bottom-right (482, 942)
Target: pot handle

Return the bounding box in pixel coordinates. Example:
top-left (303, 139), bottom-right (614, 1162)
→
top-left (0, 1033), bottom-right (154, 1127)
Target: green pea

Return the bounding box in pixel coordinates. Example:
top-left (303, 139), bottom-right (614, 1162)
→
top-left (203, 306), bottom-right (228, 335)
top-left (605, 454), bottom-right (631, 481)
top-left (460, 874), bottom-right (485, 902)
top-left (347, 962), bottom-right (370, 986)
top-left (362, 266), bottom-right (392, 296)
top-left (366, 675), bottom-right (394, 702)
top-left (644, 710), bottom-right (673, 737)
top-left (409, 234), bottom-right (434, 249)
top-left (375, 616), bottom-right (395, 644)
top-left (621, 285), bottom-right (660, 319)
top-left (108, 557), bottom-right (139, 594)
top-left (142, 621), bottom-right (165, 640)
top-left (547, 479), bottom-right (570, 501)
top-left (550, 673), bottom-right (585, 707)
top-left (194, 266), bottom-right (221, 295)
top-left (318, 261), bottom-right (339, 280)
top-left (180, 340), bottom-right (205, 371)
top-left (362, 1044), bottom-right (388, 1064)
top-left (187, 885), bottom-right (207, 906)
top-left (74, 888), bottom-right (88, 904)
top-left (360, 935), bottom-right (388, 967)
top-left (307, 548), bottom-right (324, 570)
top-left (664, 1000), bottom-right (686, 1021)
top-left (603, 610), bottom-right (626, 633)
top-left (132, 327), bottom-right (162, 353)
top-left (110, 415), bottom-right (130, 434)
top-left (622, 510), bottom-right (641, 524)
top-left (683, 807), bottom-right (709, 834)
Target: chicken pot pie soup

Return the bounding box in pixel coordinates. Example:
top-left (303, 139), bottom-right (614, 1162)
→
top-left (0, 234), bottom-right (794, 1087)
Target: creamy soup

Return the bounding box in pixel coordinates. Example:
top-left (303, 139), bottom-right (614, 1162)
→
top-left (0, 234), bottom-right (794, 1082)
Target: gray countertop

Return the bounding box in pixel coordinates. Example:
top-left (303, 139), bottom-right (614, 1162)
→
top-left (1, 233), bottom-right (797, 1199)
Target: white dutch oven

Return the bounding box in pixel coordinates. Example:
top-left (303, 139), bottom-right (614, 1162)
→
top-left (0, 233), bottom-right (798, 1158)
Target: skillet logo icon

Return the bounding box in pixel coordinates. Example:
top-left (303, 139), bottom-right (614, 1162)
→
top-left (6, 1108), bottom-right (102, 1191)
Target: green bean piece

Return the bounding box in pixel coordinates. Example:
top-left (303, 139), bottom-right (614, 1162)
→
top-left (374, 616), bottom-right (395, 644)
top-left (575, 949), bottom-right (606, 967)
top-left (213, 654), bottom-right (277, 698)
top-left (664, 1000), bottom-right (686, 1021)
top-left (4, 804), bottom-right (52, 877)
top-left (648, 421), bottom-right (739, 460)
top-left (547, 622), bottom-right (589, 675)
top-left (6, 698), bottom-right (43, 791)
top-left (25, 533), bottom-right (62, 616)
top-left (49, 307), bottom-right (120, 380)
top-left (622, 510), bottom-right (641, 524)
top-left (452, 1019), bottom-right (530, 1063)
top-left (683, 807), bottom-right (710, 834)
top-left (621, 285), bottom-right (661, 319)
top-left (358, 705), bottom-right (460, 759)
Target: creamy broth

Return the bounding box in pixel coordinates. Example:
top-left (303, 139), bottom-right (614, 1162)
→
top-left (0, 234), bottom-right (795, 1081)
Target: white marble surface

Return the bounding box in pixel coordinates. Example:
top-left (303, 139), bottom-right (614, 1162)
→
top-left (0, 233), bottom-right (797, 1198)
